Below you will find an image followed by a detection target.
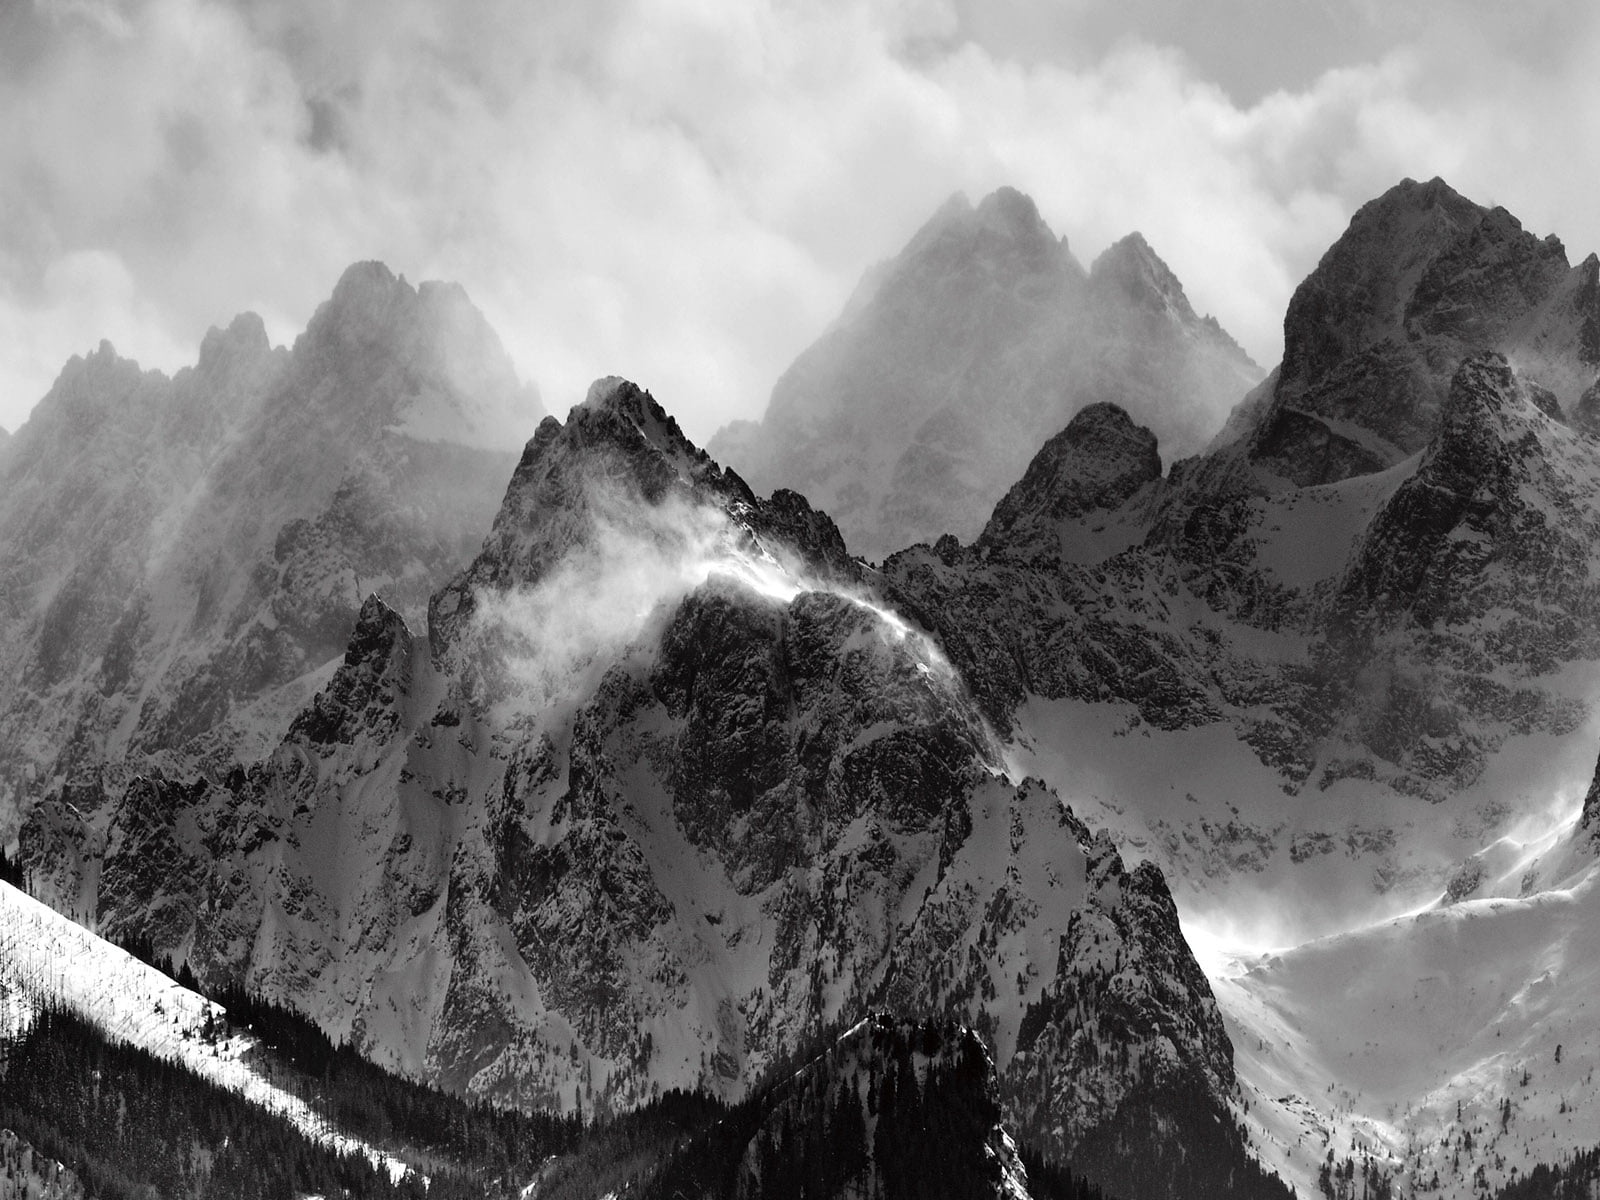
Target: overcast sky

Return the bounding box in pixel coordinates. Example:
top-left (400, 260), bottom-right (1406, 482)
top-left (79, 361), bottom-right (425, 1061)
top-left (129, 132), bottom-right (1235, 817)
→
top-left (3, 0), bottom-right (1598, 444)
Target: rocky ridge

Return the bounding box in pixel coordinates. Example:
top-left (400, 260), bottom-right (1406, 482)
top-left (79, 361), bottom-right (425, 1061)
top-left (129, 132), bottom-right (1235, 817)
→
top-left (22, 380), bottom-right (1253, 1197)
top-left (1241, 177), bottom-right (1599, 486)
top-left (0, 262), bottom-right (539, 838)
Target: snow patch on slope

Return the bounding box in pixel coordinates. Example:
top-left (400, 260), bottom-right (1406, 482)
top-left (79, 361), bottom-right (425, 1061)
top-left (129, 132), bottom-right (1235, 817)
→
top-left (0, 880), bottom-right (413, 1184)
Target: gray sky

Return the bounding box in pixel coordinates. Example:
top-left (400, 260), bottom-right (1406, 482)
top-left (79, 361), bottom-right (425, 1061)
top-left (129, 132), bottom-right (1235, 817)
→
top-left (3, 0), bottom-right (1598, 445)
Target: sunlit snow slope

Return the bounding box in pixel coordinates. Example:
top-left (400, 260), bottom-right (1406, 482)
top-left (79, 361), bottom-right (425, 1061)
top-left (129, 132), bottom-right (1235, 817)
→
top-left (0, 879), bottom-right (412, 1184)
top-left (1213, 814), bottom-right (1600, 1200)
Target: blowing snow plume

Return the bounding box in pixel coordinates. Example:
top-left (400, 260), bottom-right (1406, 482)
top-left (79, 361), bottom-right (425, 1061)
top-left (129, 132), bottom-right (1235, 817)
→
top-left (425, 376), bottom-right (993, 755)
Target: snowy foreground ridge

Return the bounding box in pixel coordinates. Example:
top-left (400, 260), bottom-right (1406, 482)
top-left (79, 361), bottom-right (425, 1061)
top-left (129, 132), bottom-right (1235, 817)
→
top-left (0, 879), bottom-right (413, 1185)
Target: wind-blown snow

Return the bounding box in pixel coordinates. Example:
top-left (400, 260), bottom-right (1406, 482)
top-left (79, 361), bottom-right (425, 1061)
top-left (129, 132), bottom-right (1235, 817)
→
top-left (1214, 840), bottom-right (1600, 1200)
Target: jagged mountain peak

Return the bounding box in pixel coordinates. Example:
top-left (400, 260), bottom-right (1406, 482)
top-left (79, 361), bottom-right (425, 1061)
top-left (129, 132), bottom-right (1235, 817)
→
top-left (895, 184), bottom-right (1078, 282)
top-left (1090, 231), bottom-right (1196, 321)
top-left (980, 401), bottom-right (1162, 551)
top-left (974, 184), bottom-right (1055, 243)
top-left (908, 184), bottom-right (1063, 247)
top-left (429, 377), bottom-right (859, 664)
top-left (575, 374), bottom-right (707, 466)
top-left (196, 311), bottom-right (272, 372)
top-left (300, 259), bottom-right (486, 365)
top-left (285, 260), bottom-right (539, 451)
top-left (710, 185), bottom-right (1259, 560)
top-left (1245, 175), bottom-right (1589, 486)
top-left (1279, 175), bottom-right (1488, 385)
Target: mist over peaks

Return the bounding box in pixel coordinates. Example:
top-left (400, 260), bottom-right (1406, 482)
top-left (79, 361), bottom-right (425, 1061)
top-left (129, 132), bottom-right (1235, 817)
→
top-left (709, 184), bottom-right (1261, 560)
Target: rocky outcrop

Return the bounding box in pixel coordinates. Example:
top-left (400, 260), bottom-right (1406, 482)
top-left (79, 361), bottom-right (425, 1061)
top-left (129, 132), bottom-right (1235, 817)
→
top-left (979, 402), bottom-right (1162, 552)
top-left (709, 187), bottom-right (1259, 560)
top-left (1245, 177), bottom-right (1599, 487)
top-left (1312, 352), bottom-right (1600, 788)
top-left (1582, 752), bottom-right (1600, 842)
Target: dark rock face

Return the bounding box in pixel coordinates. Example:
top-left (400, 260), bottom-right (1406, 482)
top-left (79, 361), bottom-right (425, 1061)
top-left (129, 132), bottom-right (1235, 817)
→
top-left (38, 375), bottom-right (1241, 1195)
top-left (1246, 177), bottom-right (1599, 486)
top-left (1581, 754), bottom-right (1600, 841)
top-left (709, 187), bottom-right (1259, 560)
top-left (980, 402), bottom-right (1162, 548)
top-left (1313, 352), bottom-right (1600, 788)
top-left (887, 344), bottom-right (1600, 805)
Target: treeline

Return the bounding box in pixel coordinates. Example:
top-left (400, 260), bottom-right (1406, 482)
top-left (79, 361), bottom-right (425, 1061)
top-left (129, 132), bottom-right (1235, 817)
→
top-left (531, 1089), bottom-right (731, 1200)
top-left (1494, 1147), bottom-right (1600, 1200)
top-left (615, 1018), bottom-right (1112, 1200)
top-left (1021, 1146), bottom-right (1112, 1200)
top-left (0, 1003), bottom-right (442, 1199)
top-left (1067, 1076), bottom-right (1296, 1200)
top-left (1318, 1152), bottom-right (1393, 1200)
top-left (100, 932), bottom-right (584, 1181)
top-left (208, 981), bottom-right (584, 1177)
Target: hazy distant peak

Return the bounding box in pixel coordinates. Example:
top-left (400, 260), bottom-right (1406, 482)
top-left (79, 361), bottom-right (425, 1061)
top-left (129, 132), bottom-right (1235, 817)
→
top-left (49, 338), bottom-right (152, 400)
top-left (330, 257), bottom-right (404, 302)
top-left (900, 189), bottom-right (973, 253)
top-left (289, 259), bottom-right (541, 450)
top-left (1090, 231), bottom-right (1198, 322)
top-left (196, 311), bottom-right (272, 375)
top-left (303, 260), bottom-right (413, 349)
top-left (899, 184), bottom-right (1068, 270)
top-left (974, 184), bottom-right (1052, 242)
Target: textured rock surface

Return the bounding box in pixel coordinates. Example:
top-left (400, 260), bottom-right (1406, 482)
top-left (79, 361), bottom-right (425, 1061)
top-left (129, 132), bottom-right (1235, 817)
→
top-left (0, 263), bottom-right (538, 836)
top-left (979, 402), bottom-right (1163, 553)
top-left (17, 174), bottom-right (1600, 1200)
top-left (1242, 177), bottom-right (1600, 486)
top-left (31, 382), bottom-right (1241, 1192)
top-left (709, 187), bottom-right (1260, 560)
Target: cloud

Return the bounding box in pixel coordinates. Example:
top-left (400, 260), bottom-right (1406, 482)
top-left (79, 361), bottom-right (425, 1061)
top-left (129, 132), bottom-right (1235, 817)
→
top-left (458, 479), bottom-right (965, 738)
top-left (2, 0), bottom-right (1598, 448)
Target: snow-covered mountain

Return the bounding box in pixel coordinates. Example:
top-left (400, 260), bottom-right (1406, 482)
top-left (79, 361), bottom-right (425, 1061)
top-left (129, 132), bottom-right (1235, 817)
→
top-left (18, 379), bottom-right (1263, 1200)
top-left (0, 262), bottom-right (539, 840)
top-left (1219, 818), bottom-right (1600, 1200)
top-left (709, 187), bottom-right (1262, 561)
top-left (9, 174), bottom-right (1600, 1199)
